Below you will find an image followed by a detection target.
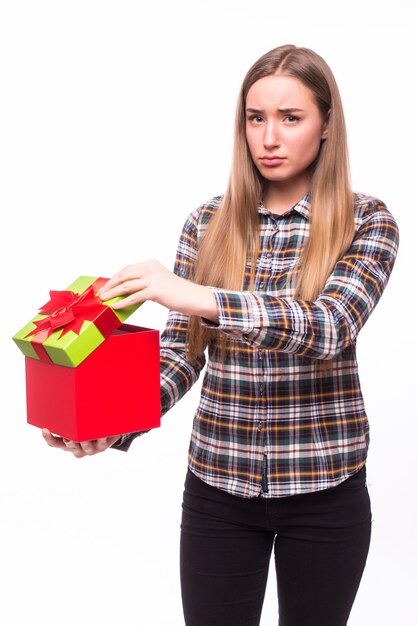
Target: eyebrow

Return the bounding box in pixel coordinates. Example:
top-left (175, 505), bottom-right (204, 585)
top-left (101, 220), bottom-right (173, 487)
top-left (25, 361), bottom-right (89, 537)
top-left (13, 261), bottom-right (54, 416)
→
top-left (245, 107), bottom-right (305, 114)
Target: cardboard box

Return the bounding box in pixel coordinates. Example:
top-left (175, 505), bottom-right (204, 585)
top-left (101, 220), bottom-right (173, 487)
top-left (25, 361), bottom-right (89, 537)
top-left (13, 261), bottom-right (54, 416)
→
top-left (13, 277), bottom-right (160, 441)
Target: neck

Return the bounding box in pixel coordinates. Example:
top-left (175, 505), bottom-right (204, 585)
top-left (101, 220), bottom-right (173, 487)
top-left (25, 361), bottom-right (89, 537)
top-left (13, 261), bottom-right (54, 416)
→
top-left (263, 177), bottom-right (311, 215)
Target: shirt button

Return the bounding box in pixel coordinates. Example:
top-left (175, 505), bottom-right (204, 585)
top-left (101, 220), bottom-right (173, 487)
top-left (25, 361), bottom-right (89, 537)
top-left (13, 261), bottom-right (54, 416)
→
top-left (266, 253), bottom-right (272, 259)
top-left (258, 351), bottom-right (264, 359)
top-left (257, 421), bottom-right (263, 431)
top-left (259, 282), bottom-right (265, 289)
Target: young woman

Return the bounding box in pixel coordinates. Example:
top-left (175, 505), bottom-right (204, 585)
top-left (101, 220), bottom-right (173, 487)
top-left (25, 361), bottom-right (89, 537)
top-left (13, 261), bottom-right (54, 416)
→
top-left (43, 45), bottom-right (400, 625)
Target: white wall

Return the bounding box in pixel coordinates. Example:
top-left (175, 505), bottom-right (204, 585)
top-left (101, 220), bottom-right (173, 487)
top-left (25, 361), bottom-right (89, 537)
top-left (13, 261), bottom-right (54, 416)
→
top-left (1, 1), bottom-right (415, 624)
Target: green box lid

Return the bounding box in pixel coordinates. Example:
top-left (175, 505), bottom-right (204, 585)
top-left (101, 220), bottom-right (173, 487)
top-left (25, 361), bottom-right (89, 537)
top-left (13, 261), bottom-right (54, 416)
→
top-left (12, 275), bottom-right (142, 367)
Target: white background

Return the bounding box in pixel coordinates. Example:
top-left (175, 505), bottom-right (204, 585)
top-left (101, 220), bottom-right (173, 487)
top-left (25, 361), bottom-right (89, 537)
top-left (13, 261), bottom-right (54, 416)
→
top-left (1, 1), bottom-right (416, 624)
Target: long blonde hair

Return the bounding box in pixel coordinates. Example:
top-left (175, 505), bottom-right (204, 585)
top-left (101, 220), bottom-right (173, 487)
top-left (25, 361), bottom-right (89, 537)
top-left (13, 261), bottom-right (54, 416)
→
top-left (186, 45), bottom-right (355, 365)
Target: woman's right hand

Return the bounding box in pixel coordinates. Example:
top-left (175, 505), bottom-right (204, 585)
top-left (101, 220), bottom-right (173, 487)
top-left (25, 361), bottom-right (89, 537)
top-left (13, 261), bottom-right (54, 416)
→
top-left (42, 428), bottom-right (122, 458)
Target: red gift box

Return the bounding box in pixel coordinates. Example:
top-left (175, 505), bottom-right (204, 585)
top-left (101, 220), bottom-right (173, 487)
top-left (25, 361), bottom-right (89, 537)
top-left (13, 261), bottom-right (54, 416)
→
top-left (13, 276), bottom-right (161, 441)
top-left (25, 323), bottom-right (160, 442)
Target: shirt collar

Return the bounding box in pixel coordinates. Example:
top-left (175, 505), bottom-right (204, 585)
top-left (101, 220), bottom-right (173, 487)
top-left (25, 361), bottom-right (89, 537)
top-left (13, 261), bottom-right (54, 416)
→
top-left (258, 191), bottom-right (311, 220)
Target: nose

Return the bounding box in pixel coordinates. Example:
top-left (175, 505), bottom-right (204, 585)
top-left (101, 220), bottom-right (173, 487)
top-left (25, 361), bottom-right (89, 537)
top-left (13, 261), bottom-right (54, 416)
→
top-left (263, 121), bottom-right (280, 149)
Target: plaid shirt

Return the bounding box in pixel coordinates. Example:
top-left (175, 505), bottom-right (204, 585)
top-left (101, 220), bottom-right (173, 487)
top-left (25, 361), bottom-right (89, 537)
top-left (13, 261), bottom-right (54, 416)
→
top-left (116, 192), bottom-right (399, 498)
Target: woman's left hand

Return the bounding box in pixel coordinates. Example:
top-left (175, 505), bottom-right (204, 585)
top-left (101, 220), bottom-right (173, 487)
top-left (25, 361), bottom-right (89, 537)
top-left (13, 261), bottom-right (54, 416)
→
top-left (98, 260), bottom-right (219, 322)
top-left (42, 429), bottom-right (122, 458)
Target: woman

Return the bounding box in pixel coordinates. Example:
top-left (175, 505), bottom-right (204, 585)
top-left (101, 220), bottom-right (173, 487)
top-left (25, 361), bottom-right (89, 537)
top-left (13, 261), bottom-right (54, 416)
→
top-left (43, 45), bottom-right (400, 625)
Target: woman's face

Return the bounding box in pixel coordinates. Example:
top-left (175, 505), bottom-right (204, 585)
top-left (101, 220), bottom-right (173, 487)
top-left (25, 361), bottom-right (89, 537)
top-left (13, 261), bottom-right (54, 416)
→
top-left (245, 74), bottom-right (328, 192)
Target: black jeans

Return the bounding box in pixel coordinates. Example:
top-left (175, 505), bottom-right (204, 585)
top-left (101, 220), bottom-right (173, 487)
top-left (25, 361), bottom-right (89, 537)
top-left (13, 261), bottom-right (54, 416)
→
top-left (180, 466), bottom-right (372, 626)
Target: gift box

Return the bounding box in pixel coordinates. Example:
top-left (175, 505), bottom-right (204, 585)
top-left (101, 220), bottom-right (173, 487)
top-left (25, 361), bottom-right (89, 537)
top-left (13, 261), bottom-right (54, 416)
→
top-left (13, 276), bottom-right (160, 441)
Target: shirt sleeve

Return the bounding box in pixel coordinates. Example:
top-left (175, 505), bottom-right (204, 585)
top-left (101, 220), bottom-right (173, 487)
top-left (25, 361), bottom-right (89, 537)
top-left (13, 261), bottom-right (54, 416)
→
top-left (201, 203), bottom-right (400, 360)
top-left (112, 211), bottom-right (206, 452)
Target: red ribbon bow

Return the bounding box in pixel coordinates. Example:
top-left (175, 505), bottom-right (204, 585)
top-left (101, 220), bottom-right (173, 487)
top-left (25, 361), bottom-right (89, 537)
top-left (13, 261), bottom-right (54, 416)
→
top-left (25, 286), bottom-right (106, 343)
top-left (23, 278), bottom-right (121, 365)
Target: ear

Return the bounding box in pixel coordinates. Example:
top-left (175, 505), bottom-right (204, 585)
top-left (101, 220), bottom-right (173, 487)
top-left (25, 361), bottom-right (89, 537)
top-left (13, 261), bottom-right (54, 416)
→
top-left (321, 109), bottom-right (331, 140)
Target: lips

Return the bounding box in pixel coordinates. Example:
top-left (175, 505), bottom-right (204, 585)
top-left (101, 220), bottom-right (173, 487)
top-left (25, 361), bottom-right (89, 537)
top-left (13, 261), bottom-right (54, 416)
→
top-left (260, 156), bottom-right (285, 166)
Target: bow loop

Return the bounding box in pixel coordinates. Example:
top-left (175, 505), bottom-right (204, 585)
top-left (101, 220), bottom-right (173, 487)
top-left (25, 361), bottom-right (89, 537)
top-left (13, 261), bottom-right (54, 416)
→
top-left (25, 286), bottom-right (105, 340)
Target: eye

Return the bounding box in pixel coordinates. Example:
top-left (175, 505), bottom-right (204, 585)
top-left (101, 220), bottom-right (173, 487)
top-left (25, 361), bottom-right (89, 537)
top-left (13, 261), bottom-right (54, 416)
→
top-left (285, 114), bottom-right (300, 123)
top-left (247, 114), bottom-right (264, 124)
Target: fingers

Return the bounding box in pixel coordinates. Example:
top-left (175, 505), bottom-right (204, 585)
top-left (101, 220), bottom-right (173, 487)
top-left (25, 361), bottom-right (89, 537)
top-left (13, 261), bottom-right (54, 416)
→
top-left (100, 264), bottom-right (145, 294)
top-left (42, 429), bottom-right (86, 457)
top-left (110, 288), bottom-right (152, 309)
top-left (100, 278), bottom-right (144, 302)
top-left (80, 436), bottom-right (121, 453)
top-left (78, 439), bottom-right (106, 455)
top-left (42, 429), bottom-right (120, 457)
top-left (98, 261), bottom-right (159, 302)
top-left (42, 428), bottom-right (67, 450)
